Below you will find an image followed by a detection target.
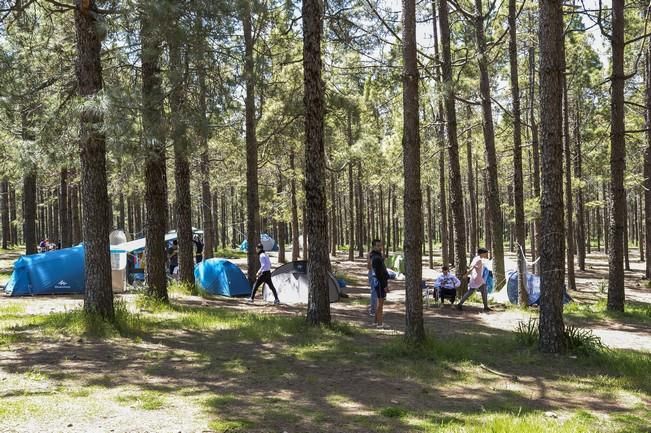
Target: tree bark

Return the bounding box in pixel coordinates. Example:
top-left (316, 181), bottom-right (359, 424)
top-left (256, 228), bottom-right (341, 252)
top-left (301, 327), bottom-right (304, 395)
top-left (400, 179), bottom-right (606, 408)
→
top-left (290, 149), bottom-right (300, 260)
top-left (23, 172), bottom-right (37, 255)
top-left (574, 99), bottom-right (586, 271)
top-left (195, 17), bottom-right (214, 260)
top-left (402, 0), bottom-right (425, 342)
top-left (1, 178), bottom-right (9, 249)
top-left (438, 0), bottom-right (467, 290)
top-left (563, 74), bottom-right (576, 291)
top-left (508, 0), bottom-right (528, 306)
top-left (303, 0), bottom-right (330, 324)
top-left (646, 47), bottom-right (651, 277)
top-left (347, 111), bottom-right (355, 262)
top-left (71, 183), bottom-right (81, 245)
top-left (538, 0), bottom-right (566, 353)
top-left (168, 24), bottom-right (194, 286)
top-left (9, 184), bottom-right (17, 245)
top-left (75, 0), bottom-right (113, 319)
top-left (278, 172), bottom-right (287, 263)
top-left (465, 110), bottom-right (478, 258)
top-left (474, 0), bottom-right (505, 288)
top-left (427, 185), bottom-right (433, 268)
top-left (59, 168), bottom-right (72, 248)
top-left (529, 44), bottom-right (542, 271)
top-left (242, 0), bottom-right (260, 283)
top-left (142, 5), bottom-right (168, 301)
top-left (607, 0), bottom-right (626, 311)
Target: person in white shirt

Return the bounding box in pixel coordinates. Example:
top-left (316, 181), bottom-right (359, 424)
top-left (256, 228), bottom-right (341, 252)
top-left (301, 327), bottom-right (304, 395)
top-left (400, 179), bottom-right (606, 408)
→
top-left (434, 266), bottom-right (461, 306)
top-left (248, 243), bottom-right (280, 304)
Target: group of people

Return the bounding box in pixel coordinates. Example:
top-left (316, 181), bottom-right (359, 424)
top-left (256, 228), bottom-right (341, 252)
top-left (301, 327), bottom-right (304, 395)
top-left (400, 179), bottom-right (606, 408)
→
top-left (365, 243), bottom-right (493, 325)
top-left (244, 237), bottom-right (493, 319)
top-left (37, 238), bottom-right (60, 253)
top-left (166, 235), bottom-right (206, 277)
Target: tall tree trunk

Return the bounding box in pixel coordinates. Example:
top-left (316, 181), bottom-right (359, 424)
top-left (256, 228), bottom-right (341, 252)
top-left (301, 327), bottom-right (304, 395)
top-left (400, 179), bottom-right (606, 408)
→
top-left (242, 1), bottom-right (260, 283)
top-left (474, 0), bottom-right (505, 288)
top-left (465, 110), bottom-right (478, 258)
top-left (529, 43), bottom-right (542, 271)
top-left (438, 0), bottom-right (467, 290)
top-left (60, 168), bottom-right (71, 247)
top-left (168, 25), bottom-right (194, 286)
top-left (9, 184), bottom-right (17, 245)
top-left (508, 0), bottom-right (528, 306)
top-left (23, 172), bottom-right (37, 255)
top-left (303, 0), bottom-right (330, 324)
top-left (278, 172), bottom-right (287, 263)
top-left (574, 99), bottom-right (586, 271)
top-left (563, 75), bottom-right (576, 291)
top-left (71, 183), bottom-right (81, 245)
top-left (347, 111), bottom-right (355, 262)
top-left (1, 178), bottom-right (9, 249)
top-left (538, 0), bottom-right (566, 353)
top-left (646, 47), bottom-right (651, 277)
top-left (608, 0), bottom-right (626, 311)
top-left (290, 149), bottom-right (300, 260)
top-left (196, 18), bottom-right (214, 260)
top-left (330, 173), bottom-right (337, 257)
top-left (356, 163), bottom-right (364, 258)
top-left (402, 0), bottom-right (425, 342)
top-left (75, 0), bottom-right (113, 319)
top-left (142, 6), bottom-right (168, 301)
top-left (427, 185), bottom-right (433, 268)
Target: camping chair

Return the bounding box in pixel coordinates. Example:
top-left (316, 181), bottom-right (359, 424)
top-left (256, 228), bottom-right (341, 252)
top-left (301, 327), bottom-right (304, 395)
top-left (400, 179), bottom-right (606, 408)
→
top-left (422, 281), bottom-right (438, 308)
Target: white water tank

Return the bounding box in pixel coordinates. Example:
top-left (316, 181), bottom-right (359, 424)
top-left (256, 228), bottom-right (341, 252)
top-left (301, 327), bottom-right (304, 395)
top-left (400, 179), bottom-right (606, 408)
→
top-left (109, 230), bottom-right (127, 292)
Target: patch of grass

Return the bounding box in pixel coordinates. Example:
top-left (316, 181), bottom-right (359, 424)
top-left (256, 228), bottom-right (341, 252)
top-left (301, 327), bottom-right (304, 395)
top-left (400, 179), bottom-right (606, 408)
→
top-left (213, 247), bottom-right (247, 259)
top-left (380, 406), bottom-right (408, 418)
top-left (565, 298), bottom-right (651, 324)
top-left (204, 394), bottom-right (238, 408)
top-left (208, 418), bottom-right (254, 433)
top-left (168, 281), bottom-right (198, 297)
top-left (116, 390), bottom-right (165, 410)
top-left (0, 303), bottom-right (24, 315)
top-left (514, 318), bottom-right (539, 346)
top-left (24, 367), bottom-right (47, 381)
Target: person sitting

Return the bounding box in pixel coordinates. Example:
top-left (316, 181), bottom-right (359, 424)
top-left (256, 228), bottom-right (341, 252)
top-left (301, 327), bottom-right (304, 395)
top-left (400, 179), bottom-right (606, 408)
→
top-left (434, 266), bottom-right (461, 306)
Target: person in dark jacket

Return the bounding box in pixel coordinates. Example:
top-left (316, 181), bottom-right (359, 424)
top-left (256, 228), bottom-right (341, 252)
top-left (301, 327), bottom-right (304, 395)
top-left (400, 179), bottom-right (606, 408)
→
top-left (369, 239), bottom-right (390, 328)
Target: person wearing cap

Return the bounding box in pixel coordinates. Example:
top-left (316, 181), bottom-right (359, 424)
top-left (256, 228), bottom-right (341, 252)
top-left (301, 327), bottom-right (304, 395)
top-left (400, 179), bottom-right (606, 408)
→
top-left (456, 247), bottom-right (492, 312)
top-left (248, 243), bottom-right (280, 305)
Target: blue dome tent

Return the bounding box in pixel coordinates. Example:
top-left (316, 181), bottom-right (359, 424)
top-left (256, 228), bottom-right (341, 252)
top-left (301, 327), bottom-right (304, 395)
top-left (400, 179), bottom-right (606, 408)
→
top-left (4, 245), bottom-right (86, 296)
top-left (194, 259), bottom-right (251, 297)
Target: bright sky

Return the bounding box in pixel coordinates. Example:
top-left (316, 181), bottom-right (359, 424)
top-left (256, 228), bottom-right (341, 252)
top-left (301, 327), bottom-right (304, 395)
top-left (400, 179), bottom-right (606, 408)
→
top-left (382, 0), bottom-right (610, 67)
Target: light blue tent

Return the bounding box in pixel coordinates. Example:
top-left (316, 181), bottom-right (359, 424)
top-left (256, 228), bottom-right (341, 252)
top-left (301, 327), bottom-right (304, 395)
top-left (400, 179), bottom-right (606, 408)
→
top-left (4, 245), bottom-right (86, 296)
top-left (504, 270), bottom-right (572, 305)
top-left (194, 259), bottom-right (251, 297)
top-left (239, 233), bottom-right (278, 252)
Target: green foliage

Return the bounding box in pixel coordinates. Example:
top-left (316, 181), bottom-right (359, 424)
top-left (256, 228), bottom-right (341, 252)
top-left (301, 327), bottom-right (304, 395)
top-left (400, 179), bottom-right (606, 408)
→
top-left (564, 326), bottom-right (606, 356)
top-left (380, 406), bottom-right (407, 418)
top-left (115, 391), bottom-right (165, 410)
top-left (514, 318), bottom-right (539, 347)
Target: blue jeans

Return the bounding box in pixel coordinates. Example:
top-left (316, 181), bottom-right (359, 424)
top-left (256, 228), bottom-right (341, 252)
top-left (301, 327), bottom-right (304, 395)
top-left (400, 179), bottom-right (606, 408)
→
top-left (368, 271), bottom-right (377, 314)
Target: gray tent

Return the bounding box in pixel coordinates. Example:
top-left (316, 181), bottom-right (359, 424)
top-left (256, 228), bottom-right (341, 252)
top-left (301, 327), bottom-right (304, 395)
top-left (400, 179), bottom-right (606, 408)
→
top-left (264, 260), bottom-right (340, 305)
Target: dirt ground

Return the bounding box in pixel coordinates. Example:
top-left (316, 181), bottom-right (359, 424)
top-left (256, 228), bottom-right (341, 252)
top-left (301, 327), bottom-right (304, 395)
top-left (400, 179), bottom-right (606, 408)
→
top-left (0, 248), bottom-right (649, 433)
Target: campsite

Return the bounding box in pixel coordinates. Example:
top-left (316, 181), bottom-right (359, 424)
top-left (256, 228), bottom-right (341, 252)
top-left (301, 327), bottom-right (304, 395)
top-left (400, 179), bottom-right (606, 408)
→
top-left (1, 0), bottom-right (651, 432)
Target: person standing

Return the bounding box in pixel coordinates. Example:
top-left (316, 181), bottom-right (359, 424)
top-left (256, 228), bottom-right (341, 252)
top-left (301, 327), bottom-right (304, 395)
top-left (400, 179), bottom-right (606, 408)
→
top-left (167, 240), bottom-right (179, 276)
top-left (456, 247), bottom-right (492, 311)
top-left (193, 235), bottom-right (204, 264)
top-left (370, 239), bottom-right (390, 328)
top-left (248, 243), bottom-right (280, 305)
top-left (366, 250), bottom-right (377, 317)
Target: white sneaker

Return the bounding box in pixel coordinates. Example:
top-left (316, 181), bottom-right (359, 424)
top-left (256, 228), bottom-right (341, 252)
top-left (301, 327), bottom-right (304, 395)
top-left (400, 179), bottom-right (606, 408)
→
top-left (247, 298), bottom-right (254, 303)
